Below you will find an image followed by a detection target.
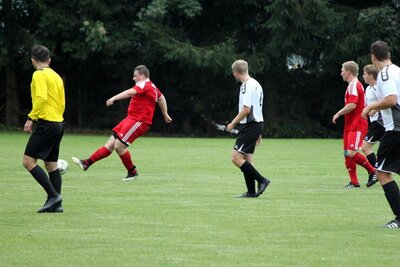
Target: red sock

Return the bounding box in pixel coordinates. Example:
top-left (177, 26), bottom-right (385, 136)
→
top-left (351, 152), bottom-right (376, 174)
top-left (89, 146), bottom-right (112, 164)
top-left (119, 151), bottom-right (134, 172)
top-left (345, 157), bottom-right (359, 185)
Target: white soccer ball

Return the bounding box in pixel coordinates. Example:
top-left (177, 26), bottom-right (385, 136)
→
top-left (58, 159), bottom-right (69, 175)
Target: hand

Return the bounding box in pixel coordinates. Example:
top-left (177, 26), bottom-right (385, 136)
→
top-left (332, 113), bottom-right (340, 124)
top-left (24, 120), bottom-right (33, 133)
top-left (256, 135), bottom-right (262, 145)
top-left (369, 110), bottom-right (378, 116)
top-left (164, 114), bottom-right (172, 123)
top-left (106, 98), bottom-right (115, 106)
top-left (226, 123), bottom-right (235, 132)
top-left (361, 106), bottom-right (370, 119)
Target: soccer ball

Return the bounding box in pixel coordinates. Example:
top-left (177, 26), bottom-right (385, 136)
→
top-left (58, 159), bottom-right (69, 175)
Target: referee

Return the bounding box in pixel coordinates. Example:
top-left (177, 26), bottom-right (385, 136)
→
top-left (23, 45), bottom-right (65, 213)
top-left (227, 60), bottom-right (270, 198)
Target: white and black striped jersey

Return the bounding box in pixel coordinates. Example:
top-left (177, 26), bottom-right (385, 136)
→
top-left (365, 85), bottom-right (383, 124)
top-left (376, 64), bottom-right (400, 131)
top-left (238, 78), bottom-right (264, 124)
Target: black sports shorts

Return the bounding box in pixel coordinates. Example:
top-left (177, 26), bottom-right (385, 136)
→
top-left (377, 131), bottom-right (400, 175)
top-left (364, 121), bottom-right (385, 143)
top-left (24, 119), bottom-right (64, 162)
top-left (233, 122), bottom-right (263, 155)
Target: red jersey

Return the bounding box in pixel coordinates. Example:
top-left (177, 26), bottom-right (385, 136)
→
top-left (344, 79), bottom-right (368, 132)
top-left (127, 79), bottom-right (162, 125)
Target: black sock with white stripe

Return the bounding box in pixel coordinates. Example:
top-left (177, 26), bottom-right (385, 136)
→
top-left (383, 180), bottom-right (400, 220)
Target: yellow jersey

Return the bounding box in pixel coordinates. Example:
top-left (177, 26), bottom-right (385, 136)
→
top-left (28, 67), bottom-right (65, 122)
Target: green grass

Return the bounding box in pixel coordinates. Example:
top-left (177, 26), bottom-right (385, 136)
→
top-left (1, 131), bottom-right (399, 266)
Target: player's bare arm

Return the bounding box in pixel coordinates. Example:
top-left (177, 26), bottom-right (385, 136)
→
top-left (106, 88), bottom-right (137, 106)
top-left (362, 94), bottom-right (398, 119)
top-left (226, 106), bottom-right (251, 131)
top-left (332, 103), bottom-right (356, 124)
top-left (157, 95), bottom-right (172, 123)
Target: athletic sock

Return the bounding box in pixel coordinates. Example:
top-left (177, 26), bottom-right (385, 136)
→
top-left (240, 161), bottom-right (265, 184)
top-left (119, 151), bottom-right (134, 172)
top-left (383, 180), bottom-right (400, 219)
top-left (366, 153), bottom-right (377, 168)
top-left (30, 165), bottom-right (58, 197)
top-left (128, 166), bottom-right (137, 174)
top-left (49, 169), bottom-right (62, 194)
top-left (88, 146), bottom-right (112, 165)
top-left (345, 156), bottom-right (359, 185)
top-left (351, 152), bottom-right (376, 174)
top-left (239, 170), bottom-right (256, 194)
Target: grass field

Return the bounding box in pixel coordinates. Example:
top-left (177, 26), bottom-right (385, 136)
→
top-left (1, 131), bottom-right (400, 266)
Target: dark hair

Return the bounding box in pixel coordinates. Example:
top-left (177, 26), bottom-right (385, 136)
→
top-left (134, 65), bottom-right (150, 78)
top-left (371, 41), bottom-right (390, 61)
top-left (31, 45), bottom-right (50, 62)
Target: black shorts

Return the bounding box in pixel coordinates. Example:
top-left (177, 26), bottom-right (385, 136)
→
top-left (364, 121), bottom-right (385, 143)
top-left (24, 120), bottom-right (64, 162)
top-left (377, 131), bottom-right (400, 175)
top-left (234, 122), bottom-right (263, 155)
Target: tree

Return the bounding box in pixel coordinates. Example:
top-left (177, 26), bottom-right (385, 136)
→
top-left (32, 0), bottom-right (140, 127)
top-left (0, 0), bottom-right (36, 126)
top-left (1, 0), bottom-right (399, 137)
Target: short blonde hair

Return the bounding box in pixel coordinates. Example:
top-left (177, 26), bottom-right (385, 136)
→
top-left (363, 64), bottom-right (378, 80)
top-left (232, 60), bottom-right (248, 74)
top-left (342, 61), bottom-right (359, 76)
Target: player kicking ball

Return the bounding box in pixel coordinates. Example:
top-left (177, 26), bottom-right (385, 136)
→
top-left (72, 65), bottom-right (172, 180)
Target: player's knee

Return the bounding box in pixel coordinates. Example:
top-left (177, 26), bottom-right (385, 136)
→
top-left (44, 161), bottom-right (58, 172)
top-left (22, 157), bottom-right (34, 170)
top-left (22, 160), bottom-right (29, 169)
top-left (231, 154), bottom-right (243, 167)
top-left (377, 171), bottom-right (392, 184)
top-left (115, 144), bottom-right (127, 156)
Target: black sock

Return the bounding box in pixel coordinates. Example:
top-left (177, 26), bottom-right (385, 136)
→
top-left (30, 165), bottom-right (58, 197)
top-left (241, 172), bottom-right (256, 194)
top-left (49, 169), bottom-right (62, 195)
top-left (383, 180), bottom-right (400, 219)
top-left (240, 161), bottom-right (265, 183)
top-left (366, 153), bottom-right (377, 168)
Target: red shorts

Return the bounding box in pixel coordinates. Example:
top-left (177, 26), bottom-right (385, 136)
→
top-left (112, 117), bottom-right (149, 146)
top-left (343, 130), bottom-right (365, 151)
